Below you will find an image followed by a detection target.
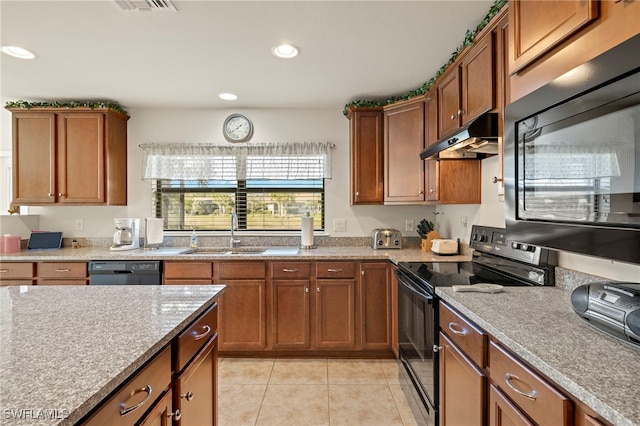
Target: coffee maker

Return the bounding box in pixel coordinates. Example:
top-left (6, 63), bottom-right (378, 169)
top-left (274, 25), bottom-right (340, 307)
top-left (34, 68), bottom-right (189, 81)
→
top-left (110, 218), bottom-right (140, 251)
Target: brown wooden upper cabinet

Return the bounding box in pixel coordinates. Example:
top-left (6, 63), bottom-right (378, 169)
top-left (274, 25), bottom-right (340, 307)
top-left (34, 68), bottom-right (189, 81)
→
top-left (438, 31), bottom-right (496, 138)
top-left (347, 107), bottom-right (384, 205)
top-left (383, 100), bottom-right (425, 204)
top-left (509, 0), bottom-right (598, 74)
top-left (8, 108), bottom-right (129, 208)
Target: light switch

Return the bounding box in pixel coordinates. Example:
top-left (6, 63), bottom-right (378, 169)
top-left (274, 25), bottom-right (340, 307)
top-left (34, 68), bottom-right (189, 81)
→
top-left (333, 219), bottom-right (347, 232)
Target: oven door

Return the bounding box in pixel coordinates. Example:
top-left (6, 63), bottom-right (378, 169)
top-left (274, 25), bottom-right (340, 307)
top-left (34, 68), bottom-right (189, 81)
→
top-left (396, 269), bottom-right (438, 425)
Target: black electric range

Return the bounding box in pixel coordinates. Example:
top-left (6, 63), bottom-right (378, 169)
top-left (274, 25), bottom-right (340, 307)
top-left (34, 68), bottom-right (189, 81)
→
top-left (395, 225), bottom-right (557, 426)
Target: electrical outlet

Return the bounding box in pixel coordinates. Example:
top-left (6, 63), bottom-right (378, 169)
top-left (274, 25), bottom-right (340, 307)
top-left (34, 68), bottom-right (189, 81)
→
top-left (333, 219), bottom-right (347, 232)
top-left (75, 219), bottom-right (84, 231)
top-left (460, 216), bottom-right (468, 228)
top-left (405, 219), bottom-right (414, 232)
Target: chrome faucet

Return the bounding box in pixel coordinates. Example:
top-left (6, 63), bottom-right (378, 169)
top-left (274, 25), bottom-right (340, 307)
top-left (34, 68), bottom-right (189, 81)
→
top-left (230, 213), bottom-right (241, 248)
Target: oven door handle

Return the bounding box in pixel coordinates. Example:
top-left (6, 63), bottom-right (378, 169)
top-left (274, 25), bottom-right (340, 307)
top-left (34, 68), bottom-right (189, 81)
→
top-left (395, 270), bottom-right (433, 302)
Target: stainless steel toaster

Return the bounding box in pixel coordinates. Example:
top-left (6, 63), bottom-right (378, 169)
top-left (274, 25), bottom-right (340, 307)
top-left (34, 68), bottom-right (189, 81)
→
top-left (371, 228), bottom-right (402, 249)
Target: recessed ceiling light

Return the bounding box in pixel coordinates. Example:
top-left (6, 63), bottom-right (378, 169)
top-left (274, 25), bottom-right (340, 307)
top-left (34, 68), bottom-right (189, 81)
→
top-left (272, 44), bottom-right (299, 59)
top-left (1, 45), bottom-right (36, 59)
top-left (219, 93), bottom-right (238, 101)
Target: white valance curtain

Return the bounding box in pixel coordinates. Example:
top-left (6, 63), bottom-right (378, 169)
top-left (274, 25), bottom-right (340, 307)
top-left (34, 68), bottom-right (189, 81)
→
top-left (140, 141), bottom-right (334, 181)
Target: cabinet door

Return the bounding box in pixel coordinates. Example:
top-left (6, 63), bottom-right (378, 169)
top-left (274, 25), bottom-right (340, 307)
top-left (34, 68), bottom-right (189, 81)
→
top-left (439, 332), bottom-right (486, 426)
top-left (384, 101), bottom-right (425, 204)
top-left (175, 337), bottom-right (217, 426)
top-left (360, 262), bottom-right (391, 350)
top-left (489, 384), bottom-right (534, 426)
top-left (218, 280), bottom-right (267, 350)
top-left (438, 68), bottom-right (462, 137)
top-left (509, 0), bottom-right (598, 73)
top-left (494, 13), bottom-right (510, 197)
top-left (461, 31), bottom-right (495, 124)
top-left (349, 109), bottom-right (384, 205)
top-left (57, 113), bottom-right (105, 203)
top-left (271, 280), bottom-right (311, 349)
top-left (12, 113), bottom-right (56, 204)
top-left (424, 95), bottom-right (440, 202)
top-left (315, 279), bottom-right (357, 349)
top-left (439, 160), bottom-right (481, 204)
top-left (139, 389), bottom-right (174, 426)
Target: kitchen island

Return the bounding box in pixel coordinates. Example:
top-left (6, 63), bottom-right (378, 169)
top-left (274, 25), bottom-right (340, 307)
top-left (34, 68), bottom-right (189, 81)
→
top-left (0, 284), bottom-right (224, 425)
top-left (437, 286), bottom-right (640, 426)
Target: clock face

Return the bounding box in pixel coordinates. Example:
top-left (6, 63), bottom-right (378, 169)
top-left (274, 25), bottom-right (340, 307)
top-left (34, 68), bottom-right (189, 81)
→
top-left (223, 114), bottom-right (253, 142)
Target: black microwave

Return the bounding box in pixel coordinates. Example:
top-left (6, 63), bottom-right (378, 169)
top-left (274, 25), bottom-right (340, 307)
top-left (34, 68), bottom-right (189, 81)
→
top-left (504, 34), bottom-right (640, 265)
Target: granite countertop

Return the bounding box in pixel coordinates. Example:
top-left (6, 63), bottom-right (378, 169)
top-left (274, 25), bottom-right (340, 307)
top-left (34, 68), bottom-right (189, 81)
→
top-left (0, 246), bottom-right (471, 264)
top-left (436, 286), bottom-right (640, 426)
top-left (0, 285), bottom-right (225, 425)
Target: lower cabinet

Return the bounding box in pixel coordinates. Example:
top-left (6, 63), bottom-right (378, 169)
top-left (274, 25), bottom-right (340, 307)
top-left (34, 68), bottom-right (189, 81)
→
top-left (360, 262), bottom-right (391, 350)
top-left (37, 261), bottom-right (88, 285)
top-left (164, 261), bottom-right (213, 285)
top-left (0, 262), bottom-right (36, 285)
top-left (315, 277), bottom-right (357, 349)
top-left (139, 389), bottom-right (174, 426)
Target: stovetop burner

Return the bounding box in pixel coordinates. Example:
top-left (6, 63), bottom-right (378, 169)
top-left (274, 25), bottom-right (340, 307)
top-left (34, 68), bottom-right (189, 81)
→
top-left (398, 225), bottom-right (557, 293)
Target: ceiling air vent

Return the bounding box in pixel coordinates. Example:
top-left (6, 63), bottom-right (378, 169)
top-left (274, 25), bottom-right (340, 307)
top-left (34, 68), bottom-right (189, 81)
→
top-left (113, 0), bottom-right (177, 12)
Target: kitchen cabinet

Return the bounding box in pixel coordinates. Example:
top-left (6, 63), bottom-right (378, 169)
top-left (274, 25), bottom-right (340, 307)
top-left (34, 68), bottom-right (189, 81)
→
top-left (139, 389), bottom-right (174, 426)
top-left (383, 100), bottom-right (425, 204)
top-left (164, 261), bottom-right (213, 285)
top-left (82, 346), bottom-right (172, 426)
top-left (509, 0), bottom-right (639, 101)
top-left (36, 261), bottom-right (88, 285)
top-left (360, 262), bottom-right (391, 350)
top-left (438, 31), bottom-right (495, 138)
top-left (347, 107), bottom-right (384, 205)
top-left (439, 160), bottom-right (481, 204)
top-left (493, 12), bottom-right (510, 197)
top-left (439, 301), bottom-right (488, 425)
top-left (424, 93), bottom-right (439, 202)
top-left (0, 262), bottom-right (35, 285)
top-left (7, 108), bottom-right (129, 208)
top-left (315, 262), bottom-right (358, 349)
top-left (509, 0), bottom-right (598, 74)
top-left (489, 384), bottom-right (534, 426)
top-left (270, 261), bottom-right (312, 349)
top-left (215, 261), bottom-right (267, 351)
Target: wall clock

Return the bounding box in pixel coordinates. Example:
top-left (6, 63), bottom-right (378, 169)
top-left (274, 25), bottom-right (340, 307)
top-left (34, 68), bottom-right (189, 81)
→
top-left (223, 113), bottom-right (254, 143)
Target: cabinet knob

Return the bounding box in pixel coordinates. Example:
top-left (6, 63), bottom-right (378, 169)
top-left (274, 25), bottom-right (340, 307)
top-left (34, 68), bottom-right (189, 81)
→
top-left (48, 193), bottom-right (54, 198)
top-left (58, 192), bottom-right (66, 197)
top-left (305, 287), bottom-right (309, 293)
top-left (361, 270), bottom-right (365, 276)
top-left (181, 391), bottom-right (194, 401)
top-left (355, 191), bottom-right (360, 196)
top-left (450, 114), bottom-right (456, 120)
top-left (317, 287), bottom-right (320, 292)
top-left (433, 345), bottom-right (443, 352)
top-left (418, 190), bottom-right (424, 195)
top-left (429, 188), bottom-right (435, 193)
top-left (492, 176), bottom-right (503, 184)
top-left (457, 109), bottom-right (464, 116)
top-left (168, 409), bottom-right (182, 421)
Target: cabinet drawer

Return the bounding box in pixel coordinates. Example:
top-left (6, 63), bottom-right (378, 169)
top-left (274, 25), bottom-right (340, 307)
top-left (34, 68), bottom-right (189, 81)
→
top-left (439, 302), bottom-right (487, 368)
top-left (271, 262), bottom-right (311, 279)
top-left (0, 262), bottom-right (35, 279)
top-left (38, 262), bottom-right (87, 278)
top-left (316, 262), bottom-right (356, 279)
top-left (176, 303), bottom-right (218, 373)
top-left (83, 345), bottom-right (171, 426)
top-left (489, 341), bottom-right (572, 426)
top-left (164, 262), bottom-right (212, 279)
top-left (217, 261), bottom-right (266, 280)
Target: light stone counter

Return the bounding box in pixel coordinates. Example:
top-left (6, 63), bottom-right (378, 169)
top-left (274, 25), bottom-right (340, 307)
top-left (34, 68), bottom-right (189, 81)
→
top-left (0, 246), bottom-right (471, 264)
top-left (0, 285), bottom-right (224, 425)
top-left (436, 286), bottom-right (640, 426)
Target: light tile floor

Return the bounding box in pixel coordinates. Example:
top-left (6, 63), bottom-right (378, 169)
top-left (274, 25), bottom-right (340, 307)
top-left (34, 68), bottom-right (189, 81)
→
top-left (218, 358), bottom-right (429, 426)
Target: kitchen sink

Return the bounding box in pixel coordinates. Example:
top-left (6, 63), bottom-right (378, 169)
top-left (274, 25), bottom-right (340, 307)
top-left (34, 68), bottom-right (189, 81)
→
top-left (179, 247), bottom-right (267, 255)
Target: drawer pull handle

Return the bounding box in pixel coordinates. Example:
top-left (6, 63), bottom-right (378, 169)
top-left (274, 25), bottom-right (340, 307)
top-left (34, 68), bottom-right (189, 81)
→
top-left (168, 408), bottom-right (182, 421)
top-left (181, 391), bottom-right (194, 402)
top-left (194, 325), bottom-right (211, 341)
top-left (0, 269), bottom-right (12, 273)
top-left (448, 322), bottom-right (467, 336)
top-left (327, 268), bottom-right (343, 273)
top-left (505, 373), bottom-right (537, 400)
top-left (55, 269), bottom-right (71, 272)
top-left (283, 268), bottom-right (299, 273)
top-left (120, 384), bottom-right (152, 416)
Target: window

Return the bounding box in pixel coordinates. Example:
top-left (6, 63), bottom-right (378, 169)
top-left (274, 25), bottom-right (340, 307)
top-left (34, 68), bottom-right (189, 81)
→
top-left (141, 142), bottom-right (333, 232)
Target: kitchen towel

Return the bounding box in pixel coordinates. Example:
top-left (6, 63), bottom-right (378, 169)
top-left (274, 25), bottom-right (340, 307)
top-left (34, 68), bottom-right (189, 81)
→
top-left (145, 218), bottom-right (164, 246)
top-left (301, 215), bottom-right (314, 248)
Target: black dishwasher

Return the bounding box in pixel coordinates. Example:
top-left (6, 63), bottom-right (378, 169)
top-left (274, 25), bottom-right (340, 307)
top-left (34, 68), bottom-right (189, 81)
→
top-left (88, 261), bottom-right (162, 285)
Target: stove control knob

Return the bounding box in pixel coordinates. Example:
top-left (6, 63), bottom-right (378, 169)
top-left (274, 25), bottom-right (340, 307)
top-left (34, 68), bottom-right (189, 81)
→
top-left (478, 235), bottom-right (488, 243)
top-left (511, 242), bottom-right (521, 250)
top-left (521, 244), bottom-right (529, 251)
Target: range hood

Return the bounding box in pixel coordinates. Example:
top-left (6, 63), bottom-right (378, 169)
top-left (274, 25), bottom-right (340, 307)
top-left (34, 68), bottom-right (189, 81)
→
top-left (420, 112), bottom-right (498, 160)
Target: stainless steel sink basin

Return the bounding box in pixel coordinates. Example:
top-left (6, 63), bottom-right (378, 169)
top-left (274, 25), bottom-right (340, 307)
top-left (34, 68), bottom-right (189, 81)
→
top-left (180, 247), bottom-right (267, 255)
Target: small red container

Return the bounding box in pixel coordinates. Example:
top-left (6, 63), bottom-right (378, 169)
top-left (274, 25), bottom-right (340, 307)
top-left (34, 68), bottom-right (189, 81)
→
top-left (0, 236), bottom-right (22, 253)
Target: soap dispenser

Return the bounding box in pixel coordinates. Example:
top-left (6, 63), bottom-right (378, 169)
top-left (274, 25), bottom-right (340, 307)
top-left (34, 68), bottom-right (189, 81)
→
top-left (190, 229), bottom-right (198, 248)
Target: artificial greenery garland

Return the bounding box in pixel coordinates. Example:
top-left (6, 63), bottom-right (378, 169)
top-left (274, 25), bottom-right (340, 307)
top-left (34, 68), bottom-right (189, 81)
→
top-left (343, 0), bottom-right (507, 115)
top-left (4, 100), bottom-right (128, 115)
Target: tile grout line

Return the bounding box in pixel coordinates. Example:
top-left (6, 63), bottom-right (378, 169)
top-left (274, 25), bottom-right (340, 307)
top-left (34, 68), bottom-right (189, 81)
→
top-left (254, 358), bottom-right (275, 426)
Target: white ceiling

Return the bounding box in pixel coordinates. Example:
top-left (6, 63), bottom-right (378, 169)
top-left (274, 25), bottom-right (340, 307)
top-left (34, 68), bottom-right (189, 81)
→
top-left (0, 0), bottom-right (495, 111)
